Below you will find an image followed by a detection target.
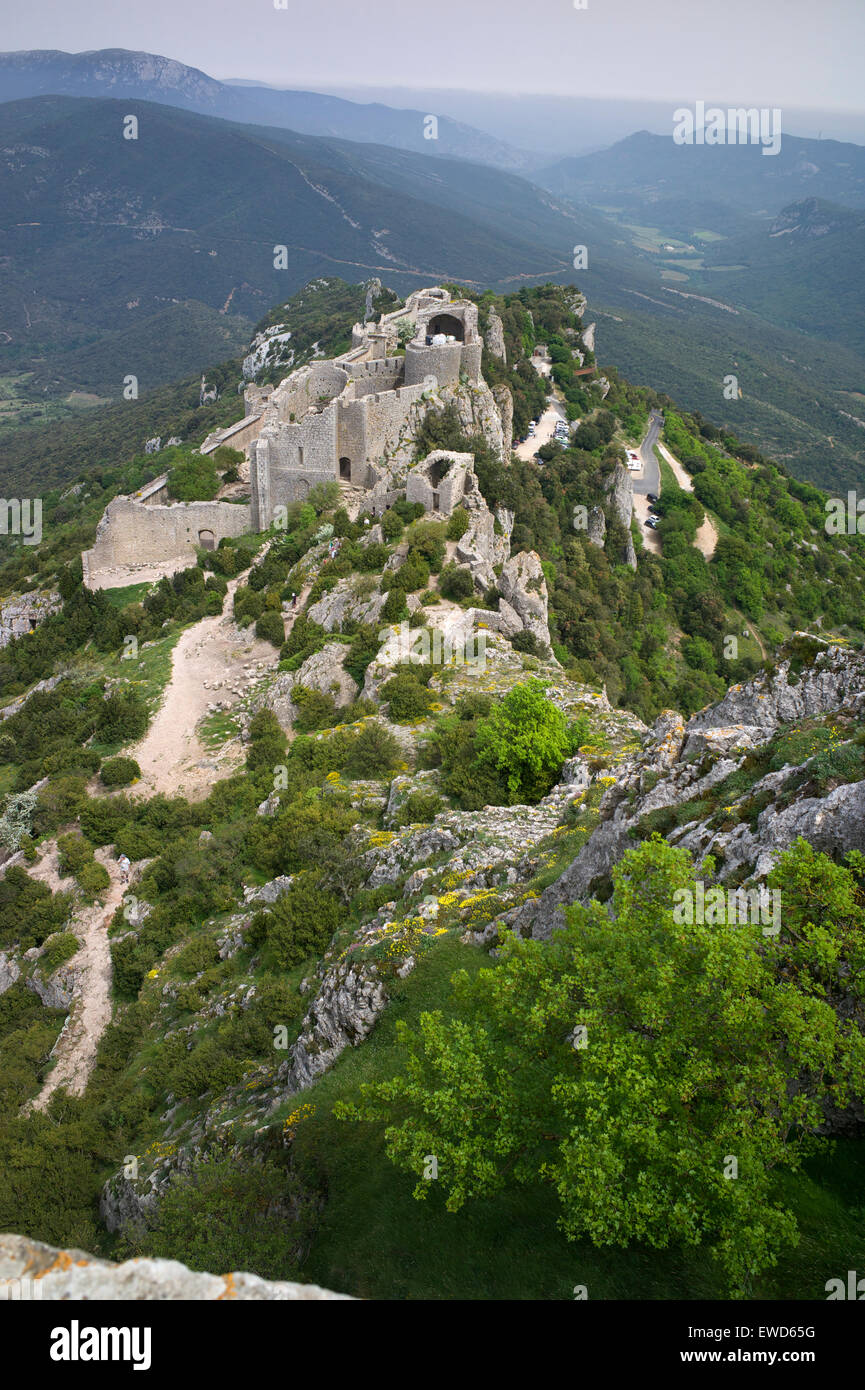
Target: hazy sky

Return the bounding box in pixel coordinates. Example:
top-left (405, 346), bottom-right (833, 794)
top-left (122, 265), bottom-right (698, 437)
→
top-left (3, 0), bottom-right (864, 110)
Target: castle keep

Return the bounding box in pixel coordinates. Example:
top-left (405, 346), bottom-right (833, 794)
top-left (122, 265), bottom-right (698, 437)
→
top-left (247, 287), bottom-right (483, 527)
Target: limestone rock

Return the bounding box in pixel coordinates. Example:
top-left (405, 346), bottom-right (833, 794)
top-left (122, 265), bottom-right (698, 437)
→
top-left (587, 506), bottom-right (606, 548)
top-left (277, 961), bottom-right (388, 1094)
top-left (604, 463), bottom-right (634, 531)
top-left (485, 308), bottom-right (507, 363)
top-left (499, 551), bottom-right (553, 653)
top-left (0, 1233), bottom-right (350, 1300)
top-left (258, 643), bottom-right (358, 730)
top-left (307, 577), bottom-right (385, 632)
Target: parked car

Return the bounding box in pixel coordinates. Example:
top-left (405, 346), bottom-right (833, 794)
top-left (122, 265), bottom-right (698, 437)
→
top-left (644, 518), bottom-right (658, 529)
top-left (647, 492), bottom-right (658, 503)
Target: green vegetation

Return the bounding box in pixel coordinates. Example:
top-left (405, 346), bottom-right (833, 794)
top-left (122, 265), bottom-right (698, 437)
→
top-left (336, 837), bottom-right (865, 1295)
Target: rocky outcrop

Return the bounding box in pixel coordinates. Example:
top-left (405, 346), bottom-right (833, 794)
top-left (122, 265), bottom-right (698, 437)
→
top-left (587, 506), bottom-right (606, 548)
top-left (257, 643), bottom-right (357, 730)
top-left (499, 551), bottom-right (554, 653)
top-left (492, 383), bottom-right (513, 457)
top-left (455, 488), bottom-right (513, 591)
top-left (307, 577), bottom-right (386, 632)
top-left (484, 309), bottom-right (507, 363)
top-left (0, 1234), bottom-right (350, 1300)
top-left (604, 463), bottom-right (634, 530)
top-left (688, 643), bottom-right (865, 736)
top-left (0, 591), bottom-right (61, 650)
top-left (277, 960), bottom-right (388, 1095)
top-left (0, 951), bottom-right (20, 995)
top-left (513, 644), bottom-right (865, 939)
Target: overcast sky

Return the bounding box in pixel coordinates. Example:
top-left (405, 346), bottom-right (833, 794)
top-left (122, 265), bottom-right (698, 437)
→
top-left (3, 0), bottom-right (863, 110)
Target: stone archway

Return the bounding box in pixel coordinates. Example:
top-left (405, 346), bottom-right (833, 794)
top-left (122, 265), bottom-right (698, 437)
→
top-left (428, 313), bottom-right (464, 342)
top-left (198, 529), bottom-right (216, 551)
top-left (339, 457), bottom-right (352, 481)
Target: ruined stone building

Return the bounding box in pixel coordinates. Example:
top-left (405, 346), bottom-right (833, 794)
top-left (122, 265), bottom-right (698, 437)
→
top-left (83, 288), bottom-right (509, 588)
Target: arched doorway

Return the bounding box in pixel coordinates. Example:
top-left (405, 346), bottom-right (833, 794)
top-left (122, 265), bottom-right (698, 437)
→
top-left (428, 313), bottom-right (464, 342)
top-left (339, 457), bottom-right (352, 481)
top-left (198, 529), bottom-right (216, 550)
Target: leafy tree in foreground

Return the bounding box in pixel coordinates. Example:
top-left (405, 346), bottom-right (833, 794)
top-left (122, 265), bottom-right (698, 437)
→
top-left (336, 837), bottom-right (865, 1294)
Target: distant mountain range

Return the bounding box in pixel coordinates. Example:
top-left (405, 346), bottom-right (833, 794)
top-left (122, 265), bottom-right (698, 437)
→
top-left (0, 48), bottom-right (535, 171)
top-left (0, 94), bottom-right (650, 399)
top-left (536, 129), bottom-right (865, 213)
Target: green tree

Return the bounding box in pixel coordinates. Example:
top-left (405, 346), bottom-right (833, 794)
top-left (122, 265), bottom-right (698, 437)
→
top-left (336, 838), bottom-right (865, 1294)
top-left (473, 679), bottom-right (572, 801)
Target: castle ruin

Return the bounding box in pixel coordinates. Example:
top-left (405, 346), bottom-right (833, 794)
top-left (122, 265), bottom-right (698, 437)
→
top-left (83, 288), bottom-right (505, 588)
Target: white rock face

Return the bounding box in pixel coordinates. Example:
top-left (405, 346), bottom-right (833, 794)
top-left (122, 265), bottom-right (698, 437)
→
top-left (278, 960), bottom-right (388, 1094)
top-left (258, 642), bottom-right (358, 730)
top-left (499, 551), bottom-right (554, 653)
top-left (0, 1234), bottom-right (351, 1300)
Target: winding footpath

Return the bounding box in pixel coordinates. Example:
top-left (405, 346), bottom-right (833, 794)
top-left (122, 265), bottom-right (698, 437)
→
top-left (24, 847), bottom-right (126, 1113)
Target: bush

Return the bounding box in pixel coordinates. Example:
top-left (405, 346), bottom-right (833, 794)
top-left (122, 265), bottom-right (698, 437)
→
top-left (381, 588), bottom-right (408, 622)
top-left (258, 875), bottom-right (342, 968)
top-left (474, 679), bottom-right (572, 802)
top-left (77, 860), bottom-right (111, 898)
top-left (446, 506), bottom-right (470, 541)
top-left (100, 756), bottom-right (141, 787)
top-left (292, 686), bottom-right (339, 732)
top-left (344, 721), bottom-right (401, 778)
top-left (381, 509), bottom-right (403, 541)
top-left (256, 610), bottom-right (286, 647)
top-left (510, 629), bottom-right (543, 656)
top-left (385, 551), bottom-right (430, 594)
top-left (40, 931), bottom-right (80, 974)
top-left (439, 562), bottom-right (474, 601)
top-left (396, 790), bottom-right (443, 826)
top-left (98, 689), bottom-right (149, 744)
top-left (382, 671), bottom-right (434, 722)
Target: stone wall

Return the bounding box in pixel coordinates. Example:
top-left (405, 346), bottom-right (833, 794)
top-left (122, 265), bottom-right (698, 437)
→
top-left (83, 496), bottom-right (251, 580)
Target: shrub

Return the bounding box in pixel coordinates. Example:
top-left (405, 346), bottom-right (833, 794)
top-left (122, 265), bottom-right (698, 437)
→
top-left (100, 756), bottom-right (141, 787)
top-left (292, 686), bottom-right (339, 732)
top-left (510, 629), bottom-right (543, 656)
top-left (446, 506), bottom-right (470, 541)
top-left (381, 588), bottom-right (408, 622)
top-left (385, 551), bottom-right (430, 594)
top-left (439, 562), bottom-right (474, 601)
top-left (396, 790), bottom-right (442, 826)
top-left (40, 931), bottom-right (80, 974)
top-left (258, 875), bottom-right (342, 968)
top-left (255, 610), bottom-right (285, 648)
top-left (344, 721), bottom-right (401, 778)
top-left (98, 689), bottom-right (149, 744)
top-left (345, 625), bottom-right (383, 687)
top-left (382, 671), bottom-right (434, 722)
top-left (173, 935), bottom-right (221, 978)
top-left (77, 860), bottom-right (111, 898)
top-left (381, 509), bottom-right (404, 541)
top-left (474, 679), bottom-right (572, 802)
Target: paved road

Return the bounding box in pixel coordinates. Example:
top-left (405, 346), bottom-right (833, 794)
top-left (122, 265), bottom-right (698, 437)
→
top-left (632, 409), bottom-right (663, 497)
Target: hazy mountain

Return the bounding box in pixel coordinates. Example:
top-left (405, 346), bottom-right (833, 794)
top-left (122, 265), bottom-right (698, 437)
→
top-left (0, 48), bottom-right (534, 171)
top-left (0, 94), bottom-right (620, 398)
top-left (538, 129), bottom-right (865, 214)
top-left (690, 197), bottom-right (865, 356)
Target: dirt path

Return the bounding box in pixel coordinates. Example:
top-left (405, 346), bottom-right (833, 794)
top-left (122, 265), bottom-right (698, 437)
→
top-left (127, 574), bottom-right (279, 801)
top-left (656, 442), bottom-right (718, 558)
top-left (24, 847), bottom-right (126, 1112)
